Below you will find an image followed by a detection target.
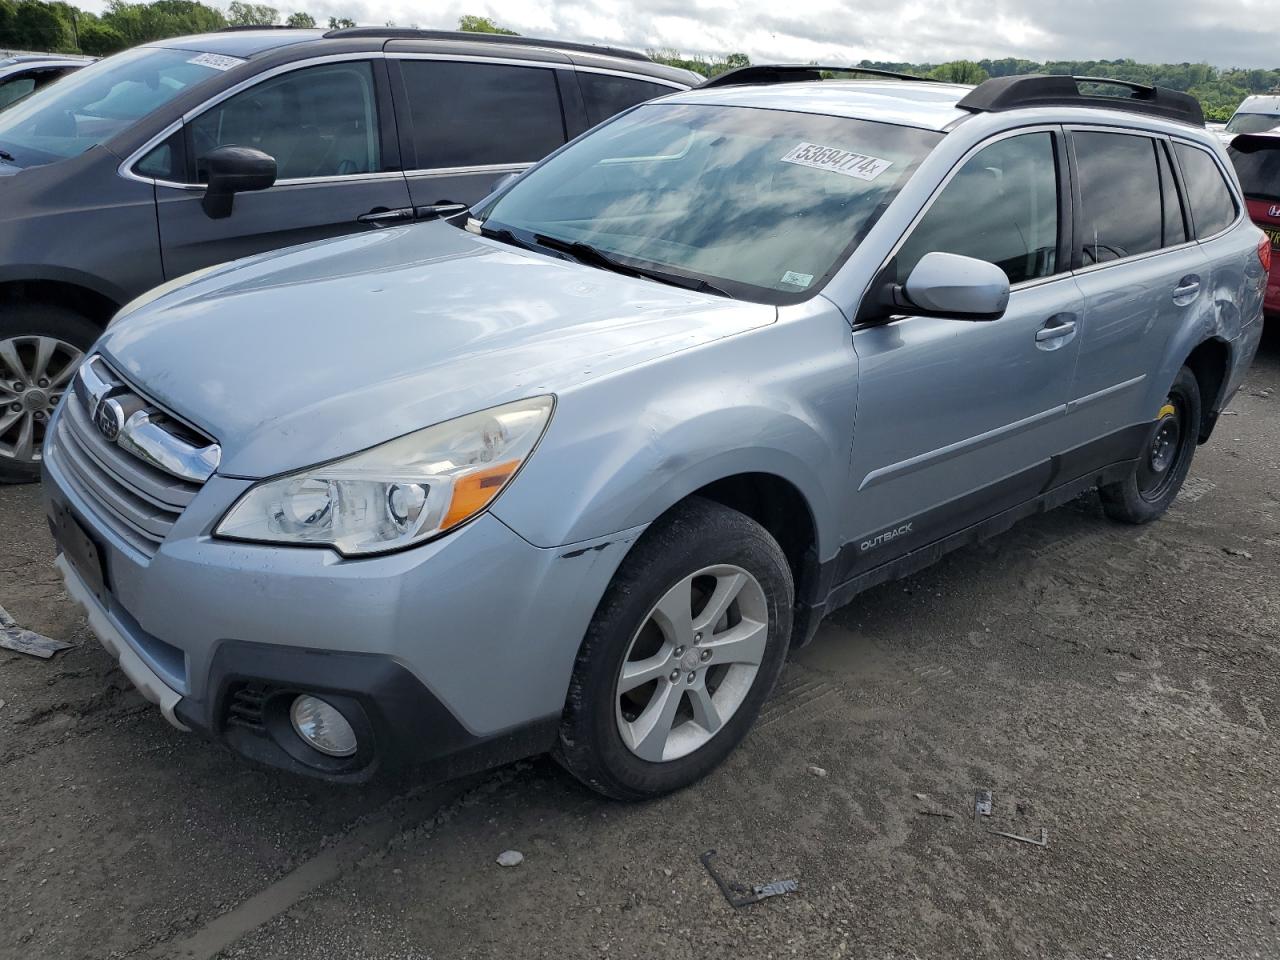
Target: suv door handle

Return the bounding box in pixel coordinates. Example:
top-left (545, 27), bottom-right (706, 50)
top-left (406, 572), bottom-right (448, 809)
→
top-left (1035, 314), bottom-right (1077, 349)
top-left (414, 202), bottom-right (468, 220)
top-left (357, 207), bottom-right (413, 225)
top-left (1172, 275), bottom-right (1201, 304)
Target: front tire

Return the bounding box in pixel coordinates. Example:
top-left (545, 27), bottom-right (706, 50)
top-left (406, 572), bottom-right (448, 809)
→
top-left (554, 498), bottom-right (793, 801)
top-left (0, 305), bottom-right (99, 484)
top-left (1099, 365), bottom-right (1202, 524)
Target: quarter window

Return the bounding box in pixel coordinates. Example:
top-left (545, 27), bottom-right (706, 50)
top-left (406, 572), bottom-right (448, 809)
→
top-left (398, 61), bottom-right (566, 169)
top-left (579, 73), bottom-right (674, 126)
top-left (1157, 142), bottom-right (1187, 246)
top-left (1074, 132), bottom-right (1164, 264)
top-left (1174, 143), bottom-right (1238, 238)
top-left (895, 132), bottom-right (1060, 285)
top-left (188, 61), bottom-right (382, 182)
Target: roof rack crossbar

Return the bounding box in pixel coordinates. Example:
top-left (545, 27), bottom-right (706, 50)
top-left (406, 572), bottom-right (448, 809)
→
top-left (956, 74), bottom-right (1204, 126)
top-left (701, 63), bottom-right (938, 88)
top-left (321, 27), bottom-right (650, 62)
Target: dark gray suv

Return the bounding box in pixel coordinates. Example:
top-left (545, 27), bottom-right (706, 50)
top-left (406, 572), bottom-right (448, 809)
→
top-left (0, 27), bottom-right (698, 482)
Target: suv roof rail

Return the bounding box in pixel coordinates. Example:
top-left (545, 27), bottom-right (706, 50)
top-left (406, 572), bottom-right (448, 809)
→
top-left (216, 25), bottom-right (306, 31)
top-left (958, 75), bottom-right (1204, 126)
top-left (701, 63), bottom-right (938, 88)
top-left (321, 27), bottom-right (651, 63)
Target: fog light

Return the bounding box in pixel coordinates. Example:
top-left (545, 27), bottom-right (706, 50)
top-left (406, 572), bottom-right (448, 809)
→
top-left (290, 695), bottom-right (357, 757)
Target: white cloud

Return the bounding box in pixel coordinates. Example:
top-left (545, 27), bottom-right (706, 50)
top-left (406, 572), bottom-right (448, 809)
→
top-left (76, 0), bottom-right (1280, 68)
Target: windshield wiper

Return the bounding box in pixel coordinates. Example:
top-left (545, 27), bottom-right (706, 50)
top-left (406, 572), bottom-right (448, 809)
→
top-left (0, 149), bottom-right (16, 163)
top-left (479, 224), bottom-right (540, 253)
top-left (532, 233), bottom-right (730, 297)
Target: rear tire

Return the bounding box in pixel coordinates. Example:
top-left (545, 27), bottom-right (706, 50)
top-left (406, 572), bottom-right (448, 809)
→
top-left (1099, 366), bottom-right (1201, 524)
top-left (553, 497), bottom-right (793, 801)
top-left (0, 305), bottom-right (99, 484)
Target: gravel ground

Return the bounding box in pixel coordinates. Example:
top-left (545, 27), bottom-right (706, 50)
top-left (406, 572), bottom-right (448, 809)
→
top-left (2, 327), bottom-right (1277, 960)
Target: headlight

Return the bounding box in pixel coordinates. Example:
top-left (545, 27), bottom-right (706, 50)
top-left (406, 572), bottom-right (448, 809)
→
top-left (215, 396), bottom-right (553, 556)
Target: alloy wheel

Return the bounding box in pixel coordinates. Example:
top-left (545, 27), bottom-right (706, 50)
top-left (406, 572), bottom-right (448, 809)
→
top-left (614, 564), bottom-right (769, 763)
top-left (0, 336), bottom-right (82, 466)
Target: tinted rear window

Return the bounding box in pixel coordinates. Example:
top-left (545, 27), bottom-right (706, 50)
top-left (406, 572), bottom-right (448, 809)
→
top-left (1074, 131), bottom-right (1164, 264)
top-left (399, 60), bottom-right (566, 169)
top-left (1228, 138), bottom-right (1280, 202)
top-left (579, 74), bottom-right (674, 126)
top-left (1175, 143), bottom-right (1237, 237)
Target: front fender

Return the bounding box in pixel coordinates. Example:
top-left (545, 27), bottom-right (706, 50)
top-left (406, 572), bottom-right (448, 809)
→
top-left (491, 301), bottom-right (857, 560)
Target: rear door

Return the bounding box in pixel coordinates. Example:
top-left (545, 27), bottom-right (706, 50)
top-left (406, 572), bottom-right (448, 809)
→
top-left (1062, 129), bottom-right (1209, 450)
top-left (150, 57), bottom-right (412, 279)
top-left (388, 54), bottom-right (572, 209)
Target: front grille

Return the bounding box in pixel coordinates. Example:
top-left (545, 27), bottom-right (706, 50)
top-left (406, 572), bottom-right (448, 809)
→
top-left (49, 357), bottom-right (214, 557)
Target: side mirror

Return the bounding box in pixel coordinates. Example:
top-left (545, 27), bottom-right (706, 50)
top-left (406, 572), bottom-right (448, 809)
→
top-left (200, 146), bottom-right (277, 220)
top-left (897, 252), bottom-right (1010, 321)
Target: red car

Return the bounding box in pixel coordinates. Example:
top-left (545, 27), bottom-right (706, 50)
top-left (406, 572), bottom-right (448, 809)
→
top-left (1228, 132), bottom-right (1280, 315)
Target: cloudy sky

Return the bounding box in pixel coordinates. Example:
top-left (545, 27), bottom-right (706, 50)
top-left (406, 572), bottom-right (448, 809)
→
top-left (74, 0), bottom-right (1280, 68)
top-left (305, 0), bottom-right (1277, 68)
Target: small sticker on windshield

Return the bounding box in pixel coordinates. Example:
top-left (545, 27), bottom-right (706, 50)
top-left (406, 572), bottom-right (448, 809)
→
top-left (187, 53), bottom-right (246, 71)
top-left (780, 142), bottom-right (893, 182)
top-left (781, 270), bottom-right (814, 288)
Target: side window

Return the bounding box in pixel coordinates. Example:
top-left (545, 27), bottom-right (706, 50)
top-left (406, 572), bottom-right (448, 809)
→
top-left (1174, 142), bottom-right (1238, 238)
top-left (578, 73), bottom-right (674, 126)
top-left (1157, 142), bottom-right (1187, 247)
top-left (398, 60), bottom-right (566, 169)
top-left (896, 131), bottom-right (1059, 285)
top-left (0, 76), bottom-right (36, 110)
top-left (135, 129), bottom-right (186, 182)
top-left (187, 61), bottom-right (382, 182)
top-left (1074, 132), bottom-right (1164, 264)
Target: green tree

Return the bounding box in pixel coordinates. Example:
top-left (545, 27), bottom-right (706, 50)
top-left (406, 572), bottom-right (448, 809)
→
top-left (928, 60), bottom-right (988, 84)
top-left (327, 15), bottom-right (353, 28)
top-left (284, 9), bottom-right (313, 26)
top-left (226, 1), bottom-right (276, 25)
top-left (1, 0), bottom-right (72, 50)
top-left (78, 17), bottom-right (125, 53)
top-left (457, 14), bottom-right (516, 34)
top-left (99, 0), bottom-right (226, 46)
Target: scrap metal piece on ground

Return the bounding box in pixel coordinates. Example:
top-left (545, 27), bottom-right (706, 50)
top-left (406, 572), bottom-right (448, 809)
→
top-left (0, 604), bottom-right (72, 659)
top-left (918, 808), bottom-right (957, 819)
top-left (974, 789), bottom-right (993, 819)
top-left (988, 826), bottom-right (1049, 847)
top-left (700, 850), bottom-right (798, 909)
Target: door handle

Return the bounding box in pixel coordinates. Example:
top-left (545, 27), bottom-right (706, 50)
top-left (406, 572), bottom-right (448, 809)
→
top-left (414, 202), bottom-right (468, 220)
top-left (1035, 315), bottom-right (1077, 343)
top-left (1172, 275), bottom-right (1201, 303)
top-left (357, 207), bottom-right (413, 225)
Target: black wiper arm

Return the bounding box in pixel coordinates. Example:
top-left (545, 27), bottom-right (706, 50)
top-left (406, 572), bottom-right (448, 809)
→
top-left (480, 225), bottom-right (539, 253)
top-left (533, 234), bottom-right (730, 297)
top-left (0, 149), bottom-right (16, 163)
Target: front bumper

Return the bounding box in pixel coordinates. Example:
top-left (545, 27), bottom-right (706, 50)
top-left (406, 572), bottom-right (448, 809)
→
top-left (43, 436), bottom-right (643, 781)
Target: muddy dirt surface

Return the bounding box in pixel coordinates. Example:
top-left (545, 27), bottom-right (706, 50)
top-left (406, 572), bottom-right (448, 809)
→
top-left (2, 329), bottom-right (1278, 960)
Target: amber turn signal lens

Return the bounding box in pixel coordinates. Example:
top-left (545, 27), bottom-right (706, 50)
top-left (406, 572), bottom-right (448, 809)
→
top-left (441, 459), bottom-right (520, 530)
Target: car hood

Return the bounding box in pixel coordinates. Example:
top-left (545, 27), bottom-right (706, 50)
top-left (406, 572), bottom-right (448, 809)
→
top-left (97, 222), bottom-right (775, 478)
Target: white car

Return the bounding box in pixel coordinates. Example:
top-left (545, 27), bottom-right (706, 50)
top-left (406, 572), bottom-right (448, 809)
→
top-left (1223, 95), bottom-right (1280, 140)
top-left (0, 54), bottom-right (94, 110)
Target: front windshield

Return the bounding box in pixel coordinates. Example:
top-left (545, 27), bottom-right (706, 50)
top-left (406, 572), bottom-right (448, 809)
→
top-left (0, 46), bottom-right (223, 167)
top-left (478, 102), bottom-right (942, 303)
top-left (1226, 112), bottom-right (1280, 135)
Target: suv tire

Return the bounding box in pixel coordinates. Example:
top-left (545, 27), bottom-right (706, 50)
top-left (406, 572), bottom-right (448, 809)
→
top-left (554, 497), bottom-right (793, 800)
top-left (1099, 365), bottom-right (1202, 524)
top-left (0, 304), bottom-right (99, 484)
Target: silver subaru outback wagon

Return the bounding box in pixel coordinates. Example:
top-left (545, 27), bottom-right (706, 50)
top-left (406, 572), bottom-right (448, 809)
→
top-left (42, 68), bottom-right (1265, 798)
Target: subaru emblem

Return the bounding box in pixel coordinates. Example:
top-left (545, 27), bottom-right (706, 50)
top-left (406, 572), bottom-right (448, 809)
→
top-left (93, 397), bottom-right (125, 442)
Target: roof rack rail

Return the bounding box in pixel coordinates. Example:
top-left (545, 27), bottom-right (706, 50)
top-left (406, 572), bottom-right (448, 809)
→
top-left (217, 25), bottom-right (305, 31)
top-left (702, 64), bottom-right (938, 88)
top-left (321, 27), bottom-right (651, 63)
top-left (957, 75), bottom-right (1204, 126)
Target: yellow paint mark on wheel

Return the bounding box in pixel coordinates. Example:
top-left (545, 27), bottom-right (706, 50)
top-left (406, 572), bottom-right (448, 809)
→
top-left (1157, 403), bottom-right (1175, 420)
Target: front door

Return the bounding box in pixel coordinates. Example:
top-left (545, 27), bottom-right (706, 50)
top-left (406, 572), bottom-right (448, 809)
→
top-left (843, 129), bottom-right (1082, 582)
top-left (154, 59), bottom-right (412, 278)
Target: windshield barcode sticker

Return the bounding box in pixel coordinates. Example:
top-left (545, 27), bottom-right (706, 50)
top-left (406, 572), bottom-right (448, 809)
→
top-left (781, 271), bottom-right (814, 288)
top-left (780, 142), bottom-right (893, 181)
top-left (188, 53), bottom-right (246, 71)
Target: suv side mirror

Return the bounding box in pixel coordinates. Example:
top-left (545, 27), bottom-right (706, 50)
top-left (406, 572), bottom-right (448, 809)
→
top-left (200, 146), bottom-right (277, 220)
top-left (896, 252), bottom-right (1010, 321)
